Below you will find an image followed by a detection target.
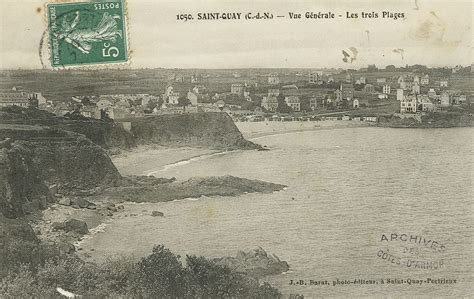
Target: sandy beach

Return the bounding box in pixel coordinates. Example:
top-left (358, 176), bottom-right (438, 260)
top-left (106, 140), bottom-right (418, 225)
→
top-left (110, 120), bottom-right (371, 177)
top-left (44, 120), bottom-right (373, 259)
top-left (236, 120), bottom-right (371, 140)
top-left (112, 145), bottom-right (220, 176)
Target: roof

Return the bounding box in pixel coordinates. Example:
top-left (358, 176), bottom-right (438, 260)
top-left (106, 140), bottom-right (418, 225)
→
top-left (282, 84), bottom-right (298, 90)
top-left (0, 91), bottom-right (29, 102)
top-left (262, 96), bottom-right (278, 103)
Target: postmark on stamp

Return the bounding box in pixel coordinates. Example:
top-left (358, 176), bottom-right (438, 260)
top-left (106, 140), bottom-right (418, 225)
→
top-left (47, 0), bottom-right (128, 67)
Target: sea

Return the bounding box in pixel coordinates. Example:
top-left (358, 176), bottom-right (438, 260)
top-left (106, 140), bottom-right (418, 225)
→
top-left (82, 127), bottom-right (473, 298)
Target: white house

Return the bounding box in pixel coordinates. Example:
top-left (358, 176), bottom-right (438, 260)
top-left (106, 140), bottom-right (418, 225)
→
top-left (420, 75), bottom-right (430, 85)
top-left (353, 99), bottom-right (360, 108)
top-left (396, 89), bottom-right (404, 101)
top-left (400, 95), bottom-right (417, 113)
top-left (268, 74), bottom-right (280, 85)
top-left (230, 83), bottom-right (244, 95)
top-left (284, 96), bottom-right (301, 112)
top-left (261, 96), bottom-right (278, 112)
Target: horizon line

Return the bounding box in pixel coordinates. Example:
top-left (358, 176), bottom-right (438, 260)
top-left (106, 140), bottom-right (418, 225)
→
top-left (0, 64), bottom-right (472, 72)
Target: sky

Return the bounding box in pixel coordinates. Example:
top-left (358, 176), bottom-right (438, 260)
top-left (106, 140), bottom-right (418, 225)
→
top-left (0, 0), bottom-right (472, 69)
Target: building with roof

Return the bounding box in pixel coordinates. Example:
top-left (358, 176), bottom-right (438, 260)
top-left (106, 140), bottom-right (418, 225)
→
top-left (0, 90), bottom-right (30, 108)
top-left (396, 89), bottom-right (404, 101)
top-left (340, 83), bottom-right (354, 100)
top-left (231, 83), bottom-right (244, 96)
top-left (420, 75), bottom-right (430, 85)
top-left (268, 74), bottom-right (280, 85)
top-left (261, 96), bottom-right (278, 112)
top-left (353, 99), bottom-right (360, 108)
top-left (284, 96), bottom-right (301, 112)
top-left (364, 84), bottom-right (375, 93)
top-left (400, 94), bottom-right (417, 113)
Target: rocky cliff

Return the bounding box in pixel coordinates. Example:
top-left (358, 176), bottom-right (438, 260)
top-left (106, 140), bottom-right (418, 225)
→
top-left (214, 247), bottom-right (290, 278)
top-left (1, 108), bottom-right (260, 151)
top-left (130, 113), bottom-right (260, 150)
top-left (0, 133), bottom-right (121, 219)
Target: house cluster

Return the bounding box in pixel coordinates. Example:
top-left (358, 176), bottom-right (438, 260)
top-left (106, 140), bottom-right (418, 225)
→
top-left (398, 86), bottom-right (467, 113)
top-left (45, 94), bottom-right (158, 119)
top-left (163, 83), bottom-right (210, 107)
top-left (0, 86), bottom-right (47, 109)
top-left (268, 74), bottom-right (280, 85)
top-left (261, 85), bottom-right (302, 112)
top-left (308, 71), bottom-right (335, 85)
top-left (331, 83), bottom-right (359, 108)
top-left (161, 81), bottom-right (262, 116)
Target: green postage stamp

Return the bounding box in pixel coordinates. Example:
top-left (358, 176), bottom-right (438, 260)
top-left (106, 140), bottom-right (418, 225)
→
top-left (47, 0), bottom-right (128, 67)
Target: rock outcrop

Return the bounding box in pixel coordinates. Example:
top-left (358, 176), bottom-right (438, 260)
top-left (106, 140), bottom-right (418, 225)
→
top-left (214, 247), bottom-right (290, 278)
top-left (1, 108), bottom-right (262, 151)
top-left (0, 132), bottom-right (121, 218)
top-left (52, 219), bottom-right (89, 235)
top-left (96, 175), bottom-right (287, 203)
top-left (0, 143), bottom-right (51, 218)
top-left (130, 112), bottom-right (261, 150)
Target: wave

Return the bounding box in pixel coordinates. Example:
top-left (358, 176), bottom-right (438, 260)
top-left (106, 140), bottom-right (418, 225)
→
top-left (74, 222), bottom-right (110, 248)
top-left (147, 150), bottom-right (239, 176)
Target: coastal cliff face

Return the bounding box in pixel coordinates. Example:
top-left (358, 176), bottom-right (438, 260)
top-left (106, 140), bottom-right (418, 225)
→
top-left (1, 108), bottom-right (260, 150)
top-left (130, 113), bottom-right (260, 150)
top-left (27, 136), bottom-right (121, 192)
top-left (0, 144), bottom-right (50, 219)
top-left (0, 135), bottom-right (121, 219)
top-left (54, 121), bottom-right (136, 150)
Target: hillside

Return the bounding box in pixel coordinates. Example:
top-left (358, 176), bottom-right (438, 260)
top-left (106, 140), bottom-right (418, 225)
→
top-left (0, 107), bottom-right (260, 150)
top-left (130, 112), bottom-right (260, 150)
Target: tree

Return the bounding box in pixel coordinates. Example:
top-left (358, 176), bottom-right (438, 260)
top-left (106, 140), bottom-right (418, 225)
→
top-left (136, 245), bottom-right (187, 298)
top-left (145, 100), bottom-right (157, 112)
top-left (81, 97), bottom-right (91, 106)
top-left (276, 94), bottom-right (291, 114)
top-left (178, 96), bottom-right (191, 112)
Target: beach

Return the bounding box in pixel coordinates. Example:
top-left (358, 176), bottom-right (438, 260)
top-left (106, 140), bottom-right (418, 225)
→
top-left (111, 145), bottom-right (220, 176)
top-left (36, 120), bottom-right (374, 260)
top-left (74, 126), bottom-right (474, 298)
top-left (110, 120), bottom-right (370, 177)
top-left (236, 120), bottom-right (371, 140)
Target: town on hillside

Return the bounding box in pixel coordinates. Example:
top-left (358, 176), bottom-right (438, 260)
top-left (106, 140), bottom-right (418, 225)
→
top-left (0, 65), bottom-right (472, 124)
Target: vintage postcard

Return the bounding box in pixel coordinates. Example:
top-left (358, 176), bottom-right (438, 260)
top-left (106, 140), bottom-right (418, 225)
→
top-left (0, 0), bottom-right (472, 298)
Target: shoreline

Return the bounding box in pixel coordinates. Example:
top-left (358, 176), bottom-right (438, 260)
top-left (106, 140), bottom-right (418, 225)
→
top-left (236, 120), bottom-right (372, 140)
top-left (112, 120), bottom-right (371, 177)
top-left (111, 145), bottom-right (221, 176)
top-left (37, 122), bottom-right (372, 262)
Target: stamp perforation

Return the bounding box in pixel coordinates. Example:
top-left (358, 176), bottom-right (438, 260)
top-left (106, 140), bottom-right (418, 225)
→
top-left (42, 0), bottom-right (131, 70)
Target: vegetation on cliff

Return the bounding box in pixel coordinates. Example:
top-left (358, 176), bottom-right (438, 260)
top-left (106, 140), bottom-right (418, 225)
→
top-left (130, 112), bottom-right (261, 150)
top-left (97, 175), bottom-right (286, 203)
top-left (0, 107), bottom-right (287, 297)
top-left (0, 244), bottom-right (282, 298)
top-left (1, 107), bottom-right (261, 150)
